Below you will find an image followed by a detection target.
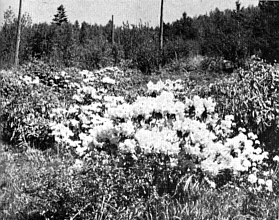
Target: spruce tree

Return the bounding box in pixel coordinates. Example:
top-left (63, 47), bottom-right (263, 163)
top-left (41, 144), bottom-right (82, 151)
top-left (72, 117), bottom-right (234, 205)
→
top-left (52, 5), bottom-right (68, 26)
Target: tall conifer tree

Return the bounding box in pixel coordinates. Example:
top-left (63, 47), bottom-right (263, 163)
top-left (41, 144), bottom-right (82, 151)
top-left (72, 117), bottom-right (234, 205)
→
top-left (52, 5), bottom-right (68, 26)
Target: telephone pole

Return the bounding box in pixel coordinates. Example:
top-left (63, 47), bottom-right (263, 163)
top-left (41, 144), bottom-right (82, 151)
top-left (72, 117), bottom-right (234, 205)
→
top-left (111, 15), bottom-right (115, 45)
top-left (15, 0), bottom-right (22, 68)
top-left (159, 0), bottom-right (164, 51)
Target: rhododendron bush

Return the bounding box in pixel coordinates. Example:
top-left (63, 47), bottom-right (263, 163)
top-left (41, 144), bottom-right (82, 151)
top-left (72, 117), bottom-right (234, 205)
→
top-left (1, 60), bottom-right (278, 193)
top-left (44, 70), bottom-right (269, 182)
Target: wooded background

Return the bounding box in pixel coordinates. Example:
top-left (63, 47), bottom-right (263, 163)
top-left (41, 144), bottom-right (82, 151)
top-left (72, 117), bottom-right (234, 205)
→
top-left (0, 1), bottom-right (279, 73)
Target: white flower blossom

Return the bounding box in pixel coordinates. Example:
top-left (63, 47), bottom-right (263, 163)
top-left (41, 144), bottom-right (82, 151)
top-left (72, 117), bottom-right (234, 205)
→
top-left (258, 178), bottom-right (265, 185)
top-left (265, 179), bottom-right (273, 192)
top-left (247, 173), bottom-right (257, 184)
top-left (102, 76), bottom-right (115, 84)
top-left (72, 159), bottom-right (83, 170)
top-left (273, 155), bottom-right (279, 162)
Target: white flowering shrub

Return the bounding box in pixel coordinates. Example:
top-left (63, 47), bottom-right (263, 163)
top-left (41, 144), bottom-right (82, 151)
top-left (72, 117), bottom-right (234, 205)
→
top-left (4, 63), bottom-right (279, 220)
top-left (46, 68), bottom-right (270, 183)
top-left (2, 63), bottom-right (277, 195)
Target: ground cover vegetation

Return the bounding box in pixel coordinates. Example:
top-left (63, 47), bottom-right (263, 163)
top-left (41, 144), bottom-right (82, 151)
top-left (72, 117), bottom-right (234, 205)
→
top-left (1, 1), bottom-right (279, 220)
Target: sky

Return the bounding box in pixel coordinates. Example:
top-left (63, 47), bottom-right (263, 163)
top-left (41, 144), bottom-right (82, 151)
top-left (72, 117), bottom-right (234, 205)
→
top-left (0, 0), bottom-right (258, 27)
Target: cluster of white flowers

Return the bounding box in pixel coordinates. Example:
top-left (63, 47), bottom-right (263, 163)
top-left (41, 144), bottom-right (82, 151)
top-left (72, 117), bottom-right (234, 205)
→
top-left (107, 91), bottom-right (187, 120)
top-left (135, 127), bottom-right (180, 155)
top-left (173, 111), bottom-right (268, 175)
top-left (106, 103), bottom-right (134, 120)
top-left (147, 80), bottom-right (165, 92)
top-left (80, 67), bottom-right (123, 86)
top-left (95, 66), bottom-right (123, 75)
top-left (245, 154), bottom-right (279, 192)
top-left (48, 72), bottom-right (270, 178)
top-left (119, 139), bottom-right (137, 154)
top-left (102, 76), bottom-right (116, 85)
top-left (212, 114), bottom-right (235, 138)
top-left (247, 173), bottom-right (273, 192)
top-left (104, 95), bottom-right (125, 105)
top-left (50, 122), bottom-right (74, 144)
top-left (147, 79), bottom-right (184, 92)
top-left (81, 70), bottom-right (97, 85)
top-left (76, 86), bottom-right (102, 100)
top-left (80, 103), bottom-right (102, 114)
top-left (21, 75), bottom-right (40, 84)
top-left (193, 95), bottom-right (216, 117)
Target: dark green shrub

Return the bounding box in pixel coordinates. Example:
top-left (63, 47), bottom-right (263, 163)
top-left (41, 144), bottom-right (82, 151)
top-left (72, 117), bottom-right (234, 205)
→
top-left (133, 41), bottom-right (161, 74)
top-left (0, 69), bottom-right (61, 151)
top-left (202, 60), bottom-right (279, 158)
top-left (162, 38), bottom-right (190, 64)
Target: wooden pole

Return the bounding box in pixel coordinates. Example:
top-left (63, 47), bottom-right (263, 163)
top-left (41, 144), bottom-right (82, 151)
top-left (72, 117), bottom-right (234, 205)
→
top-left (112, 15), bottom-right (115, 45)
top-left (15, 0), bottom-right (23, 68)
top-left (159, 0), bottom-right (164, 51)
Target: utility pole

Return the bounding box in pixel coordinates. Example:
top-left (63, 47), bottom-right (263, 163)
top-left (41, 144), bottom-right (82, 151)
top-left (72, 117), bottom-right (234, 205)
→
top-left (159, 0), bottom-right (164, 51)
top-left (111, 15), bottom-right (115, 45)
top-left (15, 0), bottom-right (22, 68)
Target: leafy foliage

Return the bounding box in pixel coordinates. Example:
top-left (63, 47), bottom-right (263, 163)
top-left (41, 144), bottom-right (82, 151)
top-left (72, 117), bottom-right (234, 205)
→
top-left (202, 59), bottom-right (279, 158)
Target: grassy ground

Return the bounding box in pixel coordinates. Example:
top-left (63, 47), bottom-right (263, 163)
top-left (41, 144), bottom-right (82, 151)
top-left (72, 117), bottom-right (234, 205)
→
top-left (1, 142), bottom-right (279, 219)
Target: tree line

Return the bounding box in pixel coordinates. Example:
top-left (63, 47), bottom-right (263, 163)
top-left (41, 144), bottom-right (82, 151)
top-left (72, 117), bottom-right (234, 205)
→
top-left (0, 1), bottom-right (279, 73)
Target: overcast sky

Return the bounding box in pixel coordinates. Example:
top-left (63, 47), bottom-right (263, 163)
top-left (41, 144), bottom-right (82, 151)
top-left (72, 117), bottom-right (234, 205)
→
top-left (0, 0), bottom-right (258, 27)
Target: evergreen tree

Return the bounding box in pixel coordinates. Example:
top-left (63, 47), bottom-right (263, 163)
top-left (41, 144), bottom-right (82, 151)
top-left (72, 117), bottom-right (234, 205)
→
top-left (52, 5), bottom-right (68, 26)
top-left (79, 22), bottom-right (90, 45)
